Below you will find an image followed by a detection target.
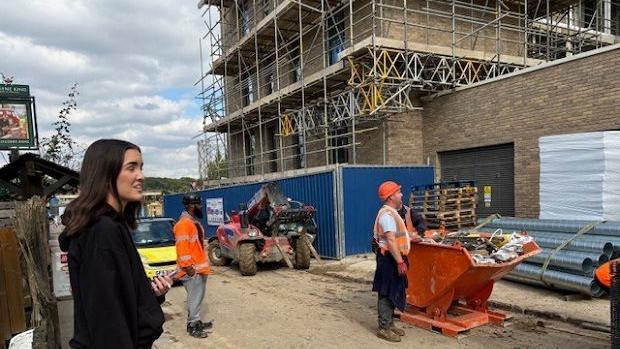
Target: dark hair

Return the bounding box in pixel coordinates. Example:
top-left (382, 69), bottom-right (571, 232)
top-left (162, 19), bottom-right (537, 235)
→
top-left (64, 139), bottom-right (142, 236)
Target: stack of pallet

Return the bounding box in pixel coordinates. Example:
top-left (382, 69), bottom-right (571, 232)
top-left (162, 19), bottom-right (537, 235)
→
top-left (411, 184), bottom-right (478, 229)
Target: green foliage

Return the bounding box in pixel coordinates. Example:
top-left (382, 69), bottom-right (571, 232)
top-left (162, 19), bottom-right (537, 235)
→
top-left (40, 82), bottom-right (84, 169)
top-left (144, 177), bottom-right (199, 194)
top-left (207, 147), bottom-right (228, 180)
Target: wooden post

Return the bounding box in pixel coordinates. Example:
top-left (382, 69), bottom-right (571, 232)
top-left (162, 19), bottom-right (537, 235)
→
top-left (301, 228), bottom-right (322, 263)
top-left (272, 235), bottom-right (294, 269)
top-left (13, 197), bottom-right (60, 349)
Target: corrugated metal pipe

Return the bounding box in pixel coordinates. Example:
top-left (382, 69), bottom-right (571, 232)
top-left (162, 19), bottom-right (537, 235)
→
top-left (530, 237), bottom-right (614, 258)
top-left (484, 218), bottom-right (620, 237)
top-left (506, 263), bottom-right (605, 297)
top-left (481, 228), bottom-right (616, 256)
top-left (526, 249), bottom-right (608, 274)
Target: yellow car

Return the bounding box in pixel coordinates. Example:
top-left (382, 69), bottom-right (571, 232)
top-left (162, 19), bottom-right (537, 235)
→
top-left (133, 217), bottom-right (178, 280)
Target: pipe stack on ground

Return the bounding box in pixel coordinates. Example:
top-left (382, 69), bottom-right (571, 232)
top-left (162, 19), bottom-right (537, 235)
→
top-left (480, 218), bottom-right (620, 297)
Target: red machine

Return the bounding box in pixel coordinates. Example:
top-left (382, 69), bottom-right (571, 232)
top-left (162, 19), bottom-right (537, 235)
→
top-left (207, 183), bottom-right (317, 276)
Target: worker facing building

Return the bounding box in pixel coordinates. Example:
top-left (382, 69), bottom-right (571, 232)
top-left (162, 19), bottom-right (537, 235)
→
top-left (196, 0), bottom-right (620, 218)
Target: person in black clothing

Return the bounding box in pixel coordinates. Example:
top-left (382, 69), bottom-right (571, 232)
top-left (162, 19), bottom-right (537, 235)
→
top-left (397, 205), bottom-right (427, 236)
top-left (59, 139), bottom-right (172, 349)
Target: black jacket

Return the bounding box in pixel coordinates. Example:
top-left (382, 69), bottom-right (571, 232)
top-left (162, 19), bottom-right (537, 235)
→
top-left (397, 206), bottom-right (427, 234)
top-left (59, 209), bottom-right (165, 349)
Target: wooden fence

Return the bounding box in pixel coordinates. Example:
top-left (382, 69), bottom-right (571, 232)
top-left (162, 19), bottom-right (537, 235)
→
top-left (0, 202), bottom-right (26, 348)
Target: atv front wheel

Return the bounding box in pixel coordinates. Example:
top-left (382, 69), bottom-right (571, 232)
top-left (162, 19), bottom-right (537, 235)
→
top-left (238, 243), bottom-right (257, 276)
top-left (207, 240), bottom-right (231, 266)
top-left (294, 236), bottom-right (311, 270)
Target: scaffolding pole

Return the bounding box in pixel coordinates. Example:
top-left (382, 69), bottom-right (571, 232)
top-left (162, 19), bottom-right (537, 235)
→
top-left (196, 0), bottom-right (619, 184)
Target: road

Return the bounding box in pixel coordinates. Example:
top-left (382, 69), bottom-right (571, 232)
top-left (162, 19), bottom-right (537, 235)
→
top-left (154, 264), bottom-right (610, 349)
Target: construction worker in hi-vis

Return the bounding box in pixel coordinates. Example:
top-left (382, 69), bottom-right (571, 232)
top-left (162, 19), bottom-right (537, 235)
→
top-left (594, 258), bottom-right (619, 290)
top-left (174, 192), bottom-right (213, 338)
top-left (372, 181), bottom-right (418, 342)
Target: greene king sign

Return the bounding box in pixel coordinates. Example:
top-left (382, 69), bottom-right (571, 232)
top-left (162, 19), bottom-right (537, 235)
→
top-left (0, 84), bottom-right (38, 149)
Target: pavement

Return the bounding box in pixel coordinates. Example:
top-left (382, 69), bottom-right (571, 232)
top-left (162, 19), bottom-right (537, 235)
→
top-left (310, 254), bottom-right (611, 327)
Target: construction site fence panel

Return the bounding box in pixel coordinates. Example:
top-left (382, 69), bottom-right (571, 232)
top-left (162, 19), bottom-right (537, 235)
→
top-left (163, 165), bottom-right (434, 259)
top-left (339, 166), bottom-right (435, 256)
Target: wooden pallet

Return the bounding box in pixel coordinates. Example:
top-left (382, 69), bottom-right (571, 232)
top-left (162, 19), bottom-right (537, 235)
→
top-left (412, 184), bottom-right (478, 230)
top-left (419, 187), bottom-right (477, 194)
top-left (414, 197), bottom-right (477, 205)
top-left (422, 210), bottom-right (476, 218)
top-left (425, 216), bottom-right (475, 223)
top-left (425, 215), bottom-right (477, 225)
top-left (413, 202), bottom-right (477, 211)
top-left (427, 220), bottom-right (477, 229)
top-left (412, 192), bottom-right (477, 200)
top-left (426, 219), bottom-right (476, 226)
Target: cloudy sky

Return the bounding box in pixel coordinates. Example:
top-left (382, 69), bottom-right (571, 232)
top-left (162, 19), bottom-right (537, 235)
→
top-left (0, 0), bottom-right (209, 178)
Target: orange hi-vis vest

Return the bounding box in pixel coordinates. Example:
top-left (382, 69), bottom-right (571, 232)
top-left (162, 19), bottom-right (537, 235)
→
top-left (373, 205), bottom-right (411, 256)
top-left (173, 212), bottom-right (212, 278)
top-left (595, 259), bottom-right (618, 289)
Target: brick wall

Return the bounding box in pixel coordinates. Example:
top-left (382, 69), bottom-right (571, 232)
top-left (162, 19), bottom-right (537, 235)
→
top-left (422, 47), bottom-right (620, 217)
top-left (386, 110), bottom-right (424, 165)
top-left (355, 121), bottom-right (384, 164)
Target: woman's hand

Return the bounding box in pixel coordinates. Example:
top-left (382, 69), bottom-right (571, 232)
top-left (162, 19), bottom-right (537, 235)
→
top-left (151, 275), bottom-right (172, 297)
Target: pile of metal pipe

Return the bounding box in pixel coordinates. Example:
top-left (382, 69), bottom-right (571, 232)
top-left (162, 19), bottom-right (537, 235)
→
top-left (503, 263), bottom-right (605, 297)
top-left (480, 218), bottom-right (620, 297)
top-left (484, 218), bottom-right (620, 237)
top-left (526, 249), bottom-right (607, 274)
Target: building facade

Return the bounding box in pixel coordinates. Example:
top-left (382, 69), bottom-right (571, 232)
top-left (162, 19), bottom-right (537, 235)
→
top-left (197, 0), bottom-right (620, 217)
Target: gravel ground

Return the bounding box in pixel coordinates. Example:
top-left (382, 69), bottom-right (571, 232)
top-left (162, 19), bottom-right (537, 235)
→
top-left (153, 264), bottom-right (610, 349)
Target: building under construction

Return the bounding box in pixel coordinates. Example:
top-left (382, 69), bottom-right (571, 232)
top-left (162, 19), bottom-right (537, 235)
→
top-left (195, 0), bottom-right (620, 217)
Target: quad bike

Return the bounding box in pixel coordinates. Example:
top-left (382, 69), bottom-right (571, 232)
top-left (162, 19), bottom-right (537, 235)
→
top-left (207, 183), bottom-right (318, 276)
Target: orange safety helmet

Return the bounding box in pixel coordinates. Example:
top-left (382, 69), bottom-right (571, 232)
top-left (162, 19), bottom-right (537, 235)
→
top-left (378, 181), bottom-right (401, 201)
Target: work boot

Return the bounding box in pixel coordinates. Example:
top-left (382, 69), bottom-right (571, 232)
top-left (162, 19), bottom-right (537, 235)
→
top-left (390, 324), bottom-right (405, 336)
top-left (197, 320), bottom-right (213, 331)
top-left (376, 328), bottom-right (401, 342)
top-left (187, 322), bottom-right (209, 338)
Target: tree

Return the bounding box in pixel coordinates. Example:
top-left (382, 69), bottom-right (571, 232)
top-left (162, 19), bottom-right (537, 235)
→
top-left (207, 147), bottom-right (228, 180)
top-left (40, 82), bottom-right (84, 169)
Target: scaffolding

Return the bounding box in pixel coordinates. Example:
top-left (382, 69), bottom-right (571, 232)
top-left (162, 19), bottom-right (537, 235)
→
top-left (196, 0), bottom-right (619, 184)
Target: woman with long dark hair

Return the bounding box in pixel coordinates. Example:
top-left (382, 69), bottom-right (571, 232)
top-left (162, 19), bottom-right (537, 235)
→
top-left (59, 139), bottom-right (172, 348)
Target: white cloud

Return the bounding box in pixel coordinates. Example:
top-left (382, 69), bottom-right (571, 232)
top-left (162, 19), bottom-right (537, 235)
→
top-left (0, 0), bottom-right (210, 178)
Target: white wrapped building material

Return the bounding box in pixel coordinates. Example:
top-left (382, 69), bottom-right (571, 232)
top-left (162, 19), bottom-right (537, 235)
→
top-left (539, 131), bottom-right (620, 221)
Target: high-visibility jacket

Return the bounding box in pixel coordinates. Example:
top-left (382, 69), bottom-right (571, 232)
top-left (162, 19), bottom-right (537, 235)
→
top-left (173, 212), bottom-right (212, 278)
top-left (373, 205), bottom-right (411, 256)
top-left (595, 259), bottom-right (619, 289)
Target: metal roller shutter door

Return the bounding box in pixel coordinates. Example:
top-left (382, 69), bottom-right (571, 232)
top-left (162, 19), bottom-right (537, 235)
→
top-left (439, 143), bottom-right (515, 217)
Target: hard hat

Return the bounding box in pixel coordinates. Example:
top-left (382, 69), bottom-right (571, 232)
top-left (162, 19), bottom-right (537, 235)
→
top-left (378, 181), bottom-right (401, 201)
top-left (182, 192), bottom-right (202, 205)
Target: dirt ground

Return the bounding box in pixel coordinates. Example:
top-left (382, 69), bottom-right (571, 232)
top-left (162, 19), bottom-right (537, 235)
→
top-left (154, 264), bottom-right (611, 349)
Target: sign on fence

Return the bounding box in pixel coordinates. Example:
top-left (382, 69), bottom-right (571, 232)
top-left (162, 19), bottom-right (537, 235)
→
top-left (206, 198), bottom-right (224, 226)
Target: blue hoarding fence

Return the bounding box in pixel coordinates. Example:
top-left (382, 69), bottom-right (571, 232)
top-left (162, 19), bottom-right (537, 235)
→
top-left (164, 169), bottom-right (338, 258)
top-left (163, 165), bottom-right (434, 259)
top-left (338, 165), bottom-right (435, 256)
